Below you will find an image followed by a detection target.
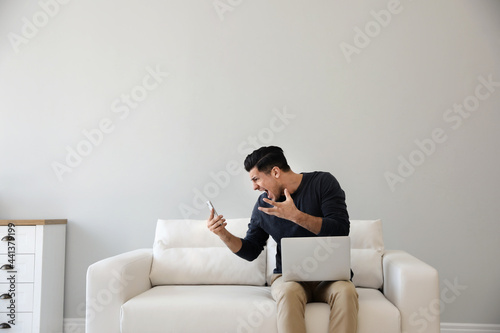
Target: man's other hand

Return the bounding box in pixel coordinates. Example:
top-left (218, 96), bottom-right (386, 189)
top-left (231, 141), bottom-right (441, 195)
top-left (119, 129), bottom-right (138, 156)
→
top-left (258, 188), bottom-right (300, 222)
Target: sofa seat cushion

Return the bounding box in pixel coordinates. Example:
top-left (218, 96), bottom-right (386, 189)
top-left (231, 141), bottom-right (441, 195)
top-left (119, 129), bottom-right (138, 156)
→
top-left (305, 288), bottom-right (400, 333)
top-left (121, 286), bottom-right (400, 333)
top-left (356, 288), bottom-right (401, 333)
top-left (120, 285), bottom-right (277, 333)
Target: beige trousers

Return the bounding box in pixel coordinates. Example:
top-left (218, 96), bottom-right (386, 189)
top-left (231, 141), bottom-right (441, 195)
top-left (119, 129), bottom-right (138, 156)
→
top-left (271, 274), bottom-right (359, 333)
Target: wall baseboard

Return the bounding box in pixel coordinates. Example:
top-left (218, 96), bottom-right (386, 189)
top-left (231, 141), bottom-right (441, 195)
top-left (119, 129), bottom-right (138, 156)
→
top-left (63, 319), bottom-right (500, 333)
top-left (441, 323), bottom-right (500, 333)
top-left (64, 318), bottom-right (85, 333)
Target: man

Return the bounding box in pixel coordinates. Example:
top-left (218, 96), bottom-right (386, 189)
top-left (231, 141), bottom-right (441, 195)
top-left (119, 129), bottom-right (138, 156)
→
top-left (207, 146), bottom-right (358, 333)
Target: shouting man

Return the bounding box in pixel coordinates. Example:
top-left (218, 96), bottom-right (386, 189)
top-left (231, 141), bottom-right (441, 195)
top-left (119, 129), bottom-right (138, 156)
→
top-left (207, 146), bottom-right (358, 333)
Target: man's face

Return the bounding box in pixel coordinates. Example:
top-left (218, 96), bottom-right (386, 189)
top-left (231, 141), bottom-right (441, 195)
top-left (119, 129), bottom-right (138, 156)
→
top-left (249, 166), bottom-right (282, 201)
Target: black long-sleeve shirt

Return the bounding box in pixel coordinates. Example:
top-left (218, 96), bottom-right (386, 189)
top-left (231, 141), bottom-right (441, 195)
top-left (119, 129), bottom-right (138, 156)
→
top-left (235, 171), bottom-right (350, 274)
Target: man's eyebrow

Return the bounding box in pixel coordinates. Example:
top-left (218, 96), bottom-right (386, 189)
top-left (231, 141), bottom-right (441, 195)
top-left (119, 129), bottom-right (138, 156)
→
top-left (251, 176), bottom-right (258, 181)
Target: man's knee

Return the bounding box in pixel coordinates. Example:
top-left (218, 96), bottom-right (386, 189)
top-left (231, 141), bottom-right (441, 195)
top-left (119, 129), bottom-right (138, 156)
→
top-left (329, 281), bottom-right (358, 306)
top-left (340, 281), bottom-right (357, 294)
top-left (274, 281), bottom-right (307, 304)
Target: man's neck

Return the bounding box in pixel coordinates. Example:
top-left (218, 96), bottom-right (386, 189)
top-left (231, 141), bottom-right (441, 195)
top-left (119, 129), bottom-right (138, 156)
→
top-left (281, 171), bottom-right (303, 195)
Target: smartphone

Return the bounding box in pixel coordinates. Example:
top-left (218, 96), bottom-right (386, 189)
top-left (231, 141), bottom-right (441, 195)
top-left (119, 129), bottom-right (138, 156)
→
top-left (206, 200), bottom-right (219, 216)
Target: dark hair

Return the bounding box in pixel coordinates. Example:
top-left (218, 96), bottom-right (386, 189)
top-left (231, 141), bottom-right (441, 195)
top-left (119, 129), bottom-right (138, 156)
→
top-left (244, 146), bottom-right (291, 173)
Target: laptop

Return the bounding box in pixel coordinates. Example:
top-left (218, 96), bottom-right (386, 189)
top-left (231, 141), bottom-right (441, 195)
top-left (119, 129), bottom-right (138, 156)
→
top-left (281, 236), bottom-right (351, 282)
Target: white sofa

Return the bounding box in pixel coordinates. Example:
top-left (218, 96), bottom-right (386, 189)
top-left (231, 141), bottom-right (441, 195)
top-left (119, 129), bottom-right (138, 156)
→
top-left (86, 219), bottom-right (440, 333)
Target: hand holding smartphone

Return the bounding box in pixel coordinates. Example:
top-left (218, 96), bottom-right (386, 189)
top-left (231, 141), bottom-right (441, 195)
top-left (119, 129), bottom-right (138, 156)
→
top-left (206, 200), bottom-right (226, 228)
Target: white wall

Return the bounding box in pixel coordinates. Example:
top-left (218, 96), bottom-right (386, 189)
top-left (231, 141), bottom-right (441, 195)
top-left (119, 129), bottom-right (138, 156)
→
top-left (1, 0), bottom-right (499, 325)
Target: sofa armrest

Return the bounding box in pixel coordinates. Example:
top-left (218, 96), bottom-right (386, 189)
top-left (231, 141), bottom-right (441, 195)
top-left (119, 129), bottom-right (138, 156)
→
top-left (86, 249), bottom-right (153, 333)
top-left (383, 250), bottom-right (440, 333)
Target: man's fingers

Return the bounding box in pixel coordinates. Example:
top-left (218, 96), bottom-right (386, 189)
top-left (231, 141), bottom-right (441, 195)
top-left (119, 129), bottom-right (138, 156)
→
top-left (214, 219), bottom-right (226, 232)
top-left (262, 198), bottom-right (272, 205)
top-left (258, 207), bottom-right (275, 216)
top-left (207, 214), bottom-right (225, 229)
top-left (262, 198), bottom-right (277, 207)
top-left (207, 211), bottom-right (217, 226)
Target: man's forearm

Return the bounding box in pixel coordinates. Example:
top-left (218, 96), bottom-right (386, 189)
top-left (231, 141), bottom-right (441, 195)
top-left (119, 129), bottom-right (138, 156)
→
top-left (219, 230), bottom-right (243, 253)
top-left (292, 211), bottom-right (323, 235)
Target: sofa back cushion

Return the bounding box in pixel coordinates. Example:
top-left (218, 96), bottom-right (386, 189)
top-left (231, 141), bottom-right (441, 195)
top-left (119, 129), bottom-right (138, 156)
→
top-left (265, 219), bottom-right (384, 289)
top-left (150, 218), bottom-right (267, 286)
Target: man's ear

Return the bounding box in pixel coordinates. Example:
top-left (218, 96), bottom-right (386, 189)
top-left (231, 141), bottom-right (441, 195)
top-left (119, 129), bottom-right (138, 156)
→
top-left (272, 166), bottom-right (281, 178)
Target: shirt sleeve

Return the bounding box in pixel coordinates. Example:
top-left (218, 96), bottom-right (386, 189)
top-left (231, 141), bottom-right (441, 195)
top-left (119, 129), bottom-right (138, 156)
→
top-left (235, 200), bottom-right (269, 261)
top-left (317, 173), bottom-right (350, 237)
